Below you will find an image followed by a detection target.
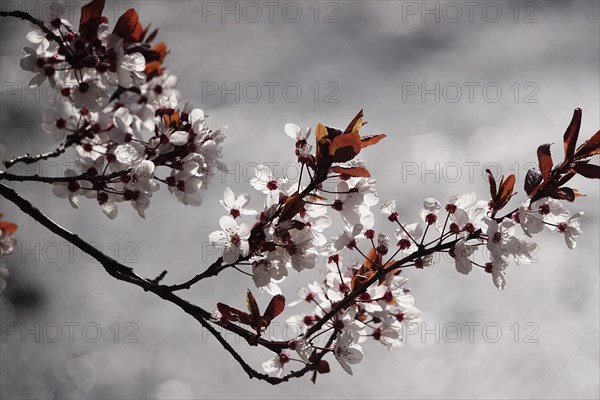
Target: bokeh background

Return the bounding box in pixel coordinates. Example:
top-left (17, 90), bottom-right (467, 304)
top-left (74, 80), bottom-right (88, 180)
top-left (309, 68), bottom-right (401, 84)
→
top-left (1, 0), bottom-right (599, 398)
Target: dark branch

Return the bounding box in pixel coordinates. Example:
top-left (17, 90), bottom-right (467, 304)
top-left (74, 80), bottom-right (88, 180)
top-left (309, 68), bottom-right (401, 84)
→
top-left (0, 182), bottom-right (300, 383)
top-left (0, 170), bottom-right (127, 184)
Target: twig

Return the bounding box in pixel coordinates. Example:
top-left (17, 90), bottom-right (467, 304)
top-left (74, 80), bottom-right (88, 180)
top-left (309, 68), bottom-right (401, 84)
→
top-left (0, 182), bottom-right (303, 382)
top-left (0, 171), bottom-right (127, 184)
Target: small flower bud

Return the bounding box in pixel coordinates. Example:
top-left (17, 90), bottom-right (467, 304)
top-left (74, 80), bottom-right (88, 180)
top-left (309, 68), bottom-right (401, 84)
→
top-left (397, 239), bottom-right (411, 250)
top-left (425, 213), bottom-right (438, 225)
top-left (445, 203), bottom-right (457, 213)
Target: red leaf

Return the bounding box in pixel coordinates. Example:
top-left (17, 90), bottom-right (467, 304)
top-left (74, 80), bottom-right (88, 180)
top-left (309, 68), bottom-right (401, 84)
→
top-left (305, 193), bottom-right (327, 202)
top-left (488, 173), bottom-right (516, 216)
top-left (329, 132), bottom-right (361, 163)
top-left (573, 163), bottom-right (600, 179)
top-left (317, 360), bottom-right (330, 374)
top-left (555, 170), bottom-right (576, 188)
top-left (113, 9), bottom-right (143, 43)
top-left (246, 290), bottom-right (261, 322)
top-left (486, 169), bottom-right (497, 199)
top-left (310, 357), bottom-right (329, 384)
top-left (79, 0), bottom-right (105, 30)
top-left (537, 143), bottom-right (553, 182)
top-left (0, 221), bottom-right (18, 235)
top-left (351, 248), bottom-right (380, 291)
top-left (144, 61), bottom-right (163, 79)
top-left (279, 191), bottom-right (305, 222)
top-left (574, 130), bottom-right (600, 160)
top-left (315, 123), bottom-right (331, 176)
top-left (262, 295), bottom-right (285, 325)
top-left (563, 108), bottom-right (582, 160)
top-left (360, 134), bottom-right (386, 149)
top-left (524, 168), bottom-right (543, 196)
top-left (344, 109), bottom-right (365, 134)
top-left (498, 174), bottom-right (516, 206)
top-left (331, 166), bottom-right (371, 178)
top-left (217, 303), bottom-right (253, 326)
top-left (145, 28), bottom-right (159, 43)
top-left (549, 187), bottom-right (577, 202)
top-left (146, 42), bottom-right (168, 63)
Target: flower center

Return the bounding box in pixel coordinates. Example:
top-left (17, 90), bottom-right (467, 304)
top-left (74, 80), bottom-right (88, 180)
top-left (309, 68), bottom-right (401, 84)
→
top-left (279, 352), bottom-right (290, 364)
top-left (230, 233), bottom-right (241, 247)
top-left (425, 213), bottom-right (438, 225)
top-left (383, 290), bottom-right (394, 303)
top-left (303, 315), bottom-right (316, 326)
top-left (396, 312), bottom-right (405, 322)
top-left (372, 328), bottom-right (382, 340)
top-left (465, 223), bottom-right (475, 233)
top-left (493, 232), bottom-right (503, 243)
top-left (332, 319), bottom-right (344, 331)
top-left (512, 211), bottom-right (521, 223)
top-left (332, 199), bottom-right (343, 211)
top-left (397, 239), bottom-right (411, 250)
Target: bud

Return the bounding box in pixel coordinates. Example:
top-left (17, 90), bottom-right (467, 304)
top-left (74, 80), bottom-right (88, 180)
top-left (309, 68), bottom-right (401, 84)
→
top-left (425, 213), bottom-right (438, 225)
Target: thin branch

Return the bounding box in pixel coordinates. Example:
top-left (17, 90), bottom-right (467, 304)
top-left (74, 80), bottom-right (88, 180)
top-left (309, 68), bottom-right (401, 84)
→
top-left (0, 170), bottom-right (127, 184)
top-left (166, 258), bottom-right (225, 291)
top-left (5, 145), bottom-right (70, 168)
top-left (0, 183), bottom-right (295, 371)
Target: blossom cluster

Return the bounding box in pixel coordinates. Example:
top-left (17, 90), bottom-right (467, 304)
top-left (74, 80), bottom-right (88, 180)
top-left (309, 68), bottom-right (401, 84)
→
top-left (1, 0), bottom-right (597, 385)
top-left (206, 111), bottom-right (594, 379)
top-left (10, 0), bottom-right (224, 218)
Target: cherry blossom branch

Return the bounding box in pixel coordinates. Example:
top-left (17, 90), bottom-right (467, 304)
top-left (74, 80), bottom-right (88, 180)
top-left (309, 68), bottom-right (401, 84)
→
top-left (4, 145), bottom-right (70, 168)
top-left (0, 181), bottom-right (394, 383)
top-left (166, 258), bottom-right (225, 291)
top-left (0, 182), bottom-right (312, 374)
top-left (3, 131), bottom-right (83, 168)
top-left (0, 171), bottom-right (127, 184)
top-left (0, 182), bottom-right (138, 277)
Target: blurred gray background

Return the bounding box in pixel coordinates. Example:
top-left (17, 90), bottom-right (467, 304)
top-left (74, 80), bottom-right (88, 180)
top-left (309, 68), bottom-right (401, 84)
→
top-left (1, 0), bottom-right (599, 398)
